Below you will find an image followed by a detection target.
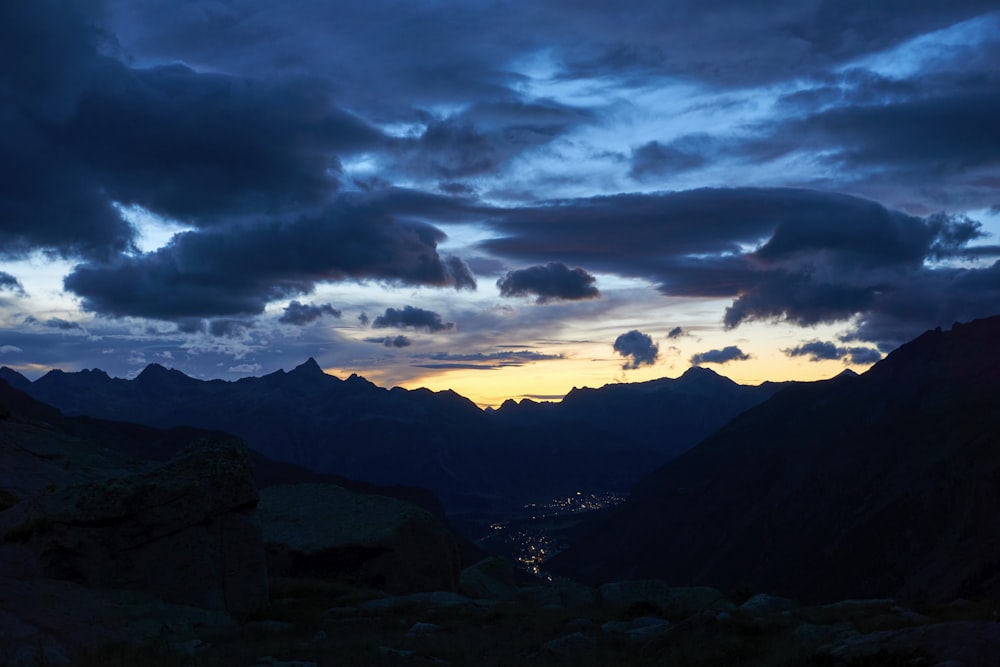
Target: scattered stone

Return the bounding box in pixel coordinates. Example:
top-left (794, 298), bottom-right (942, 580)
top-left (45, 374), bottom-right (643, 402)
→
top-left (599, 581), bottom-right (734, 618)
top-left (542, 631), bottom-right (595, 655)
top-left (816, 621), bottom-right (1000, 667)
top-left (362, 591), bottom-right (473, 614)
top-left (740, 593), bottom-right (797, 614)
top-left (251, 657), bottom-right (319, 667)
top-left (407, 622), bottom-right (442, 636)
top-left (323, 606), bottom-right (360, 617)
top-left (792, 622), bottom-right (857, 647)
top-left (602, 616), bottom-right (670, 641)
top-left (0, 575), bottom-right (235, 664)
top-left (518, 578), bottom-right (598, 608)
top-left (378, 646), bottom-right (450, 664)
top-left (246, 620), bottom-right (296, 635)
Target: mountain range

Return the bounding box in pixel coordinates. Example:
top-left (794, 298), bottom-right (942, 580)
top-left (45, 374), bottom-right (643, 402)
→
top-left (551, 316), bottom-right (1000, 603)
top-left (3, 360), bottom-right (783, 512)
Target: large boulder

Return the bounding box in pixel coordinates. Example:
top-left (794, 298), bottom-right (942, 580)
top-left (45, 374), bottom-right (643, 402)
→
top-left (1, 438), bottom-right (268, 618)
top-left (459, 556), bottom-right (518, 600)
top-left (259, 483), bottom-right (461, 593)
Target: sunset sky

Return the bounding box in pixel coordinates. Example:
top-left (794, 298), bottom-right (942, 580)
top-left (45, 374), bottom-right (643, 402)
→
top-left (2, 1), bottom-right (999, 407)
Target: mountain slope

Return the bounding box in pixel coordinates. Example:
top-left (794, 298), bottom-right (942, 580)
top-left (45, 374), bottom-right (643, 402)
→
top-left (551, 316), bottom-right (1000, 603)
top-left (15, 359), bottom-right (781, 512)
top-left (0, 377), bottom-right (444, 517)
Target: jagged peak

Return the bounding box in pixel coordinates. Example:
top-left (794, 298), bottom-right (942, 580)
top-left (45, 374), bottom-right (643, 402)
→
top-left (136, 363), bottom-right (191, 382)
top-left (678, 365), bottom-right (736, 385)
top-left (290, 357), bottom-right (325, 376)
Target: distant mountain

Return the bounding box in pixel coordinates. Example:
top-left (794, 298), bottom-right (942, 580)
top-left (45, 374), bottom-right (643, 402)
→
top-left (0, 376), bottom-right (444, 517)
top-left (11, 359), bottom-right (780, 513)
top-left (0, 366), bottom-right (31, 392)
top-left (551, 316), bottom-right (1000, 603)
top-left (497, 366), bottom-right (785, 460)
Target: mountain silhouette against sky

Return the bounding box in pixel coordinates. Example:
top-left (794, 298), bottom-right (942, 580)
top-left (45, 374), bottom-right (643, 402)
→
top-left (6, 359), bottom-right (781, 512)
top-left (551, 316), bottom-right (1000, 603)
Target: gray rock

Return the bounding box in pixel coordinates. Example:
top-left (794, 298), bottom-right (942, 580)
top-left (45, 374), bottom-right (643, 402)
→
top-left (599, 581), bottom-right (734, 618)
top-left (459, 556), bottom-right (518, 600)
top-left (739, 593), bottom-right (797, 614)
top-left (542, 631), bottom-right (594, 655)
top-left (407, 622), bottom-right (441, 636)
top-left (0, 575), bottom-right (235, 664)
top-left (518, 578), bottom-right (598, 608)
top-left (2, 439), bottom-right (268, 618)
top-left (259, 483), bottom-right (461, 594)
top-left (816, 621), bottom-right (1000, 667)
top-left (362, 591), bottom-right (473, 613)
top-left (602, 616), bottom-right (670, 641)
top-left (251, 657), bottom-right (320, 667)
top-left (245, 620), bottom-right (296, 635)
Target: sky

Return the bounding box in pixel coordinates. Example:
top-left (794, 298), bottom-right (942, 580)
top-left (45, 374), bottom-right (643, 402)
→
top-left (1, 1), bottom-right (999, 407)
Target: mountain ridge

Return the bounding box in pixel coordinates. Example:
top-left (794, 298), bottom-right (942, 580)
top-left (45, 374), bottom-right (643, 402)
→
top-left (551, 315), bottom-right (1000, 603)
top-left (6, 360), bottom-right (785, 513)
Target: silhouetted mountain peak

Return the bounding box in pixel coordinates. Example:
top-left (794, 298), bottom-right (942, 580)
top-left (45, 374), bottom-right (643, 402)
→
top-left (136, 363), bottom-right (192, 384)
top-left (0, 366), bottom-right (31, 391)
top-left (678, 365), bottom-right (732, 384)
top-left (344, 373), bottom-right (374, 389)
top-left (290, 357), bottom-right (325, 377)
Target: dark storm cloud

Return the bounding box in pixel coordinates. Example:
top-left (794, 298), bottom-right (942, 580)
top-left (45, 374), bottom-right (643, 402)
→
top-left (0, 2), bottom-right (132, 260)
top-left (0, 2), bottom-right (386, 263)
top-left (846, 347), bottom-right (883, 365)
top-left (690, 346), bottom-right (750, 365)
top-left (104, 0), bottom-right (994, 105)
top-left (358, 313), bottom-right (370, 327)
top-left (0, 272), bottom-right (26, 297)
top-left (67, 61), bottom-right (383, 225)
top-left (497, 263), bottom-right (600, 303)
top-left (784, 340), bottom-right (882, 365)
top-left (629, 139), bottom-right (709, 180)
top-left (845, 260), bottom-right (1000, 349)
top-left (482, 187), bottom-right (994, 346)
top-left (393, 101), bottom-right (592, 179)
top-left (784, 340), bottom-right (842, 361)
top-left (372, 306), bottom-right (454, 332)
top-left (774, 87), bottom-right (1000, 175)
top-left (667, 326), bottom-right (685, 339)
top-left (737, 65), bottom-right (1000, 209)
top-left (613, 330), bottom-right (659, 370)
top-left (365, 335), bottom-right (411, 348)
top-left (549, 1), bottom-right (994, 87)
top-left (64, 197), bottom-right (476, 321)
top-left (279, 301), bottom-right (342, 326)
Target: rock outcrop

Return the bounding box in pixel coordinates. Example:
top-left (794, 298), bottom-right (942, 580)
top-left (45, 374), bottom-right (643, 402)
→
top-left (2, 438), bottom-right (268, 618)
top-left (259, 483), bottom-right (461, 593)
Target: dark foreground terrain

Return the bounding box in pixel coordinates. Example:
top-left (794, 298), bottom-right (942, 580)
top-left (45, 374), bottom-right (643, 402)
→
top-left (71, 577), bottom-right (1000, 667)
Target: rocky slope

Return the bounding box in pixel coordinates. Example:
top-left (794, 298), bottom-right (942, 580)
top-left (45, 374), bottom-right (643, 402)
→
top-left (552, 316), bottom-right (1000, 603)
top-left (0, 381), bottom-right (465, 664)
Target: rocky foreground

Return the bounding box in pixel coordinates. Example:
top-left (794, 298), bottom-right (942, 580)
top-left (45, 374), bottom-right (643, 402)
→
top-left (2, 372), bottom-right (1000, 666)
